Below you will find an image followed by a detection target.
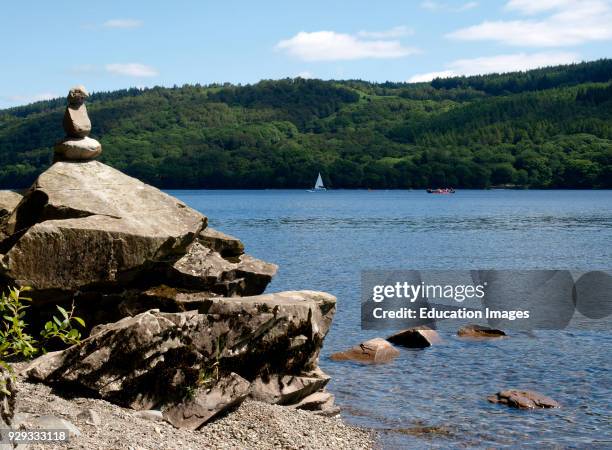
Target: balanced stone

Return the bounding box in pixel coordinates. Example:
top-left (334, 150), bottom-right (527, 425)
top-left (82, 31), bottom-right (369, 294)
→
top-left (54, 85), bottom-right (102, 161)
top-left (63, 85), bottom-right (91, 137)
top-left (54, 136), bottom-right (102, 161)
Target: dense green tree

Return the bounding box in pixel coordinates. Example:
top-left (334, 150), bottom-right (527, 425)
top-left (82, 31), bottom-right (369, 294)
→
top-left (1, 60), bottom-right (611, 189)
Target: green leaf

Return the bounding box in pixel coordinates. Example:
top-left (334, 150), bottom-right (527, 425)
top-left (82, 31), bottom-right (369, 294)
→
top-left (56, 306), bottom-right (69, 319)
top-left (73, 317), bottom-right (86, 328)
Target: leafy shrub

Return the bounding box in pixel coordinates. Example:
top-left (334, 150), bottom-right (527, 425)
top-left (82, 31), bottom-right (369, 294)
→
top-left (0, 286), bottom-right (86, 362)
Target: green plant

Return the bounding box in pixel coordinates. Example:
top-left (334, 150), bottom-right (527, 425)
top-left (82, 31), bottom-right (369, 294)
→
top-left (0, 287), bottom-right (86, 363)
top-left (40, 302), bottom-right (86, 347)
top-left (0, 287), bottom-right (38, 359)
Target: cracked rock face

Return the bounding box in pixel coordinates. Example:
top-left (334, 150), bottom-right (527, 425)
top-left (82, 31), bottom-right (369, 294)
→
top-left (26, 291), bottom-right (336, 410)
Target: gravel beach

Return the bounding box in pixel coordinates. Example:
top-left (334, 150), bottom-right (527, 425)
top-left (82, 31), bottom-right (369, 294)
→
top-left (11, 378), bottom-right (376, 450)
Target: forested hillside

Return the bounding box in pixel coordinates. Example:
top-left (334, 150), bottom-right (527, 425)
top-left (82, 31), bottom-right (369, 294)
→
top-left (1, 59), bottom-right (611, 189)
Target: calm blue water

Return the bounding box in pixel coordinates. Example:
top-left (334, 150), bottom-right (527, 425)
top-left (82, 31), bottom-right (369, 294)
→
top-left (169, 189), bottom-right (612, 449)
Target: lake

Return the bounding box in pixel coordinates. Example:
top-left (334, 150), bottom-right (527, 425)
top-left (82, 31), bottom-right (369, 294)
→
top-left (169, 189), bottom-right (612, 449)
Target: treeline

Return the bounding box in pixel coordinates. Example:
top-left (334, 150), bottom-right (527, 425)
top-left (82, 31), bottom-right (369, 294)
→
top-left (0, 59), bottom-right (611, 189)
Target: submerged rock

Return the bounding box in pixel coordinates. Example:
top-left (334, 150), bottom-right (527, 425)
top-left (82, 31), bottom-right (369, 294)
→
top-left (162, 373), bottom-right (250, 430)
top-left (487, 390), bottom-right (560, 409)
top-left (386, 326), bottom-right (442, 348)
top-left (458, 324), bottom-right (506, 338)
top-left (26, 291), bottom-right (336, 410)
top-left (330, 338), bottom-right (400, 364)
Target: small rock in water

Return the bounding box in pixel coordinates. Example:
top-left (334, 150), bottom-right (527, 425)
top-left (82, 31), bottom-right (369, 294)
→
top-left (386, 326), bottom-right (442, 348)
top-left (487, 389), bottom-right (560, 409)
top-left (458, 324), bottom-right (506, 339)
top-left (330, 337), bottom-right (400, 364)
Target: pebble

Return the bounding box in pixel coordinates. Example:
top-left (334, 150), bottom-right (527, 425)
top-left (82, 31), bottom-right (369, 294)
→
top-left (12, 378), bottom-right (375, 450)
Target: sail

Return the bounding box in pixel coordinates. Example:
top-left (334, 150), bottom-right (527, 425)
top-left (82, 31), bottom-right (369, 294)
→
top-left (314, 173), bottom-right (325, 189)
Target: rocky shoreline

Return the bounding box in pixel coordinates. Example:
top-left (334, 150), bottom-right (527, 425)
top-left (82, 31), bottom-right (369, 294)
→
top-left (0, 87), bottom-right (373, 447)
top-left (11, 374), bottom-right (375, 450)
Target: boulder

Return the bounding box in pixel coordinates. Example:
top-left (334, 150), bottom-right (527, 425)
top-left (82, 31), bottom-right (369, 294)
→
top-left (0, 190), bottom-right (22, 240)
top-left (1, 161), bottom-right (206, 294)
top-left (458, 324), bottom-right (506, 339)
top-left (26, 291), bottom-right (336, 410)
top-left (165, 241), bottom-right (277, 296)
top-left (487, 390), bottom-right (560, 409)
top-left (0, 191), bottom-right (22, 217)
top-left (198, 227), bottom-right (245, 257)
top-left (54, 137), bottom-right (101, 161)
top-left (162, 372), bottom-right (250, 430)
top-left (249, 368), bottom-right (330, 405)
top-left (330, 338), bottom-right (400, 364)
top-left (386, 326), bottom-right (442, 348)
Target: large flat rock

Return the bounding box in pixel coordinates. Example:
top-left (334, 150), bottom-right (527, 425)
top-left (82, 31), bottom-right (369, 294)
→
top-left (1, 161), bottom-right (206, 292)
top-left (6, 161), bottom-right (206, 237)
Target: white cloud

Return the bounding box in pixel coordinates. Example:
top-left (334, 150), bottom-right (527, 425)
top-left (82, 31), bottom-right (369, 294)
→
top-left (275, 31), bottom-right (418, 61)
top-left (102, 19), bottom-right (143, 29)
top-left (105, 63), bottom-right (158, 77)
top-left (409, 70), bottom-right (456, 82)
top-left (408, 51), bottom-right (579, 81)
top-left (296, 71), bottom-right (315, 79)
top-left (504, 0), bottom-right (574, 15)
top-left (357, 26), bottom-right (414, 39)
top-left (448, 0), bottom-right (612, 46)
top-left (421, 1), bottom-right (479, 12)
top-left (1, 92), bottom-right (58, 106)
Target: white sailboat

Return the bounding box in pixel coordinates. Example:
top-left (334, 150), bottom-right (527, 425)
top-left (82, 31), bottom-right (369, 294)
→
top-left (307, 172), bottom-right (327, 192)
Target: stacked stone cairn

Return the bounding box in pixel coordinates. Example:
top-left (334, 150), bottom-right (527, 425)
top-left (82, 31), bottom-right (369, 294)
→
top-left (54, 85), bottom-right (102, 161)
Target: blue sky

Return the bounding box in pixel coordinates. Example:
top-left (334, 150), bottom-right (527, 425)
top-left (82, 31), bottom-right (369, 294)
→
top-left (1, 0), bottom-right (611, 108)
